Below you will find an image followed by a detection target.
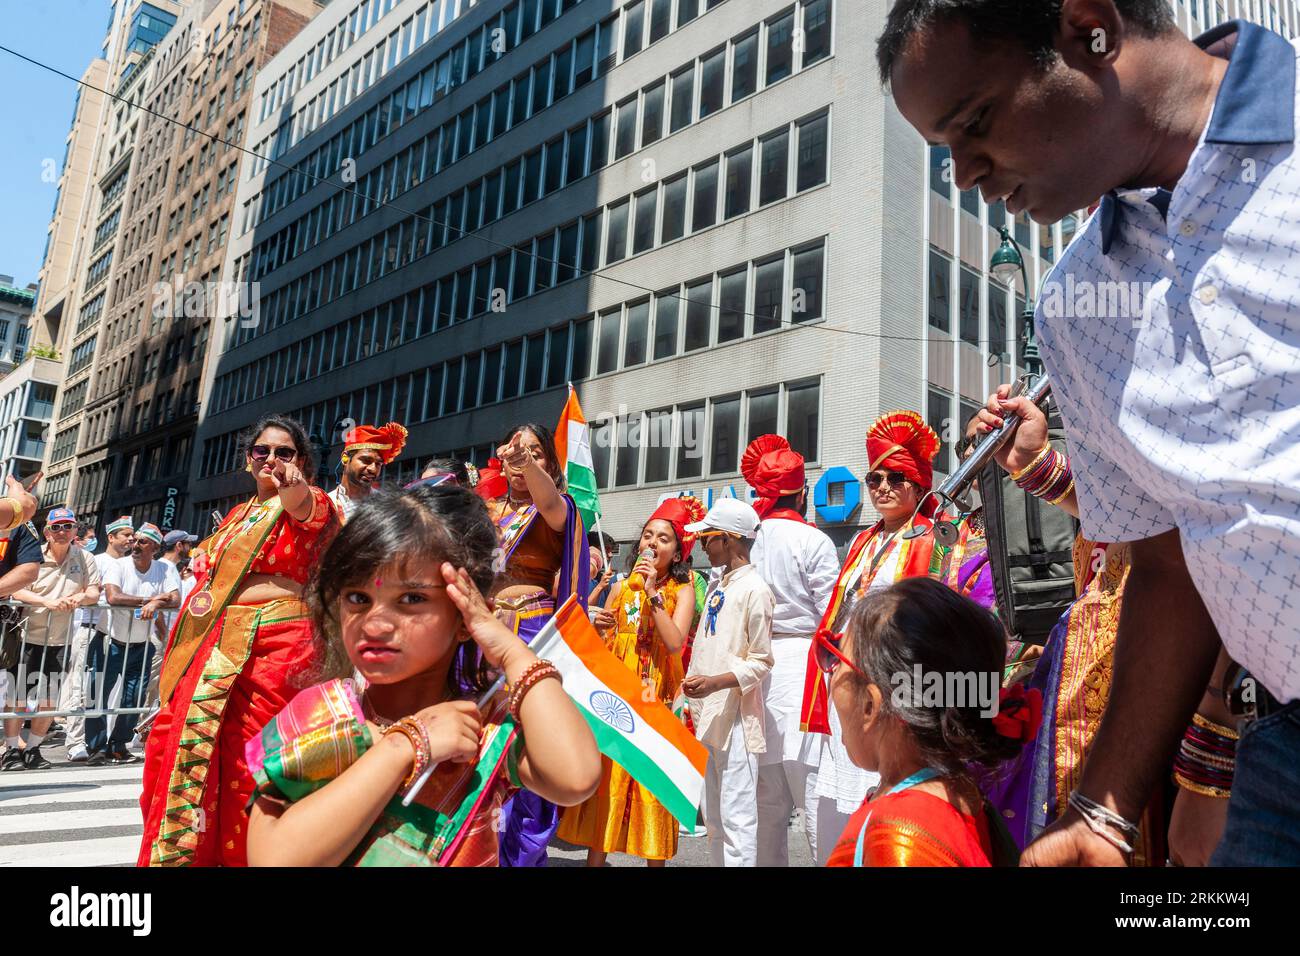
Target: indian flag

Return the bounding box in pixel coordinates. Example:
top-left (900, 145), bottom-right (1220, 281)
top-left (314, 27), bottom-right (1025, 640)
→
top-left (532, 596), bottom-right (708, 828)
top-left (554, 384), bottom-right (601, 530)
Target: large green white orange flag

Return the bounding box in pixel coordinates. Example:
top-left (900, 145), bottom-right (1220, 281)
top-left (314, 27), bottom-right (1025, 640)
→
top-left (532, 596), bottom-right (708, 828)
top-left (554, 384), bottom-right (601, 530)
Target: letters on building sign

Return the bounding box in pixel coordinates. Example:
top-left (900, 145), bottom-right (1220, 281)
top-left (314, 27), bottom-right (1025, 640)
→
top-left (163, 487), bottom-right (181, 530)
top-left (657, 467), bottom-right (865, 527)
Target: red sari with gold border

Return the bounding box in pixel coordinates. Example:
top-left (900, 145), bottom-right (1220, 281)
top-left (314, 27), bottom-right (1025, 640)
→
top-left (137, 488), bottom-right (338, 867)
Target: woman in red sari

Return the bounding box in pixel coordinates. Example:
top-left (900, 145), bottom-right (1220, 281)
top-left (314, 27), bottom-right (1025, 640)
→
top-left (138, 415), bottom-right (340, 866)
top-left (818, 578), bottom-right (1035, 866)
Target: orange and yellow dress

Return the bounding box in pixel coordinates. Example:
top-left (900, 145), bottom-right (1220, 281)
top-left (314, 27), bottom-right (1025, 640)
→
top-left (557, 576), bottom-right (687, 860)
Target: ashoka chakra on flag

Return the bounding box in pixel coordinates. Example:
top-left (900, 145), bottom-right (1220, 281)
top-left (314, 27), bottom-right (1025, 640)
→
top-left (588, 690), bottom-right (636, 734)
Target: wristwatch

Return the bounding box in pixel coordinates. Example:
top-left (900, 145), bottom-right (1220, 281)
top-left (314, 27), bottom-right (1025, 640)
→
top-left (648, 593), bottom-right (666, 611)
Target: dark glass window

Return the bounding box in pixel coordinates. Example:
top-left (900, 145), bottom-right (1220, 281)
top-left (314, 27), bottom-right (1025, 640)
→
top-left (796, 113), bottom-right (829, 191)
top-left (567, 122), bottom-right (588, 182)
top-left (642, 80), bottom-right (664, 147)
top-left (928, 247), bottom-right (951, 332)
top-left (624, 300), bottom-right (649, 366)
top-left (791, 243), bottom-right (824, 322)
top-left (753, 256), bottom-right (784, 334)
top-left (802, 0), bottom-right (831, 66)
top-left (684, 278), bottom-right (712, 351)
top-left (653, 290), bottom-right (679, 359)
top-left (759, 129), bottom-right (790, 205)
top-left (670, 66), bottom-right (694, 133)
top-left (748, 389), bottom-right (779, 442)
top-left (644, 409), bottom-right (672, 483)
top-left (724, 145), bottom-right (753, 219)
top-left (546, 324), bottom-right (570, 388)
top-left (766, 12), bottom-right (794, 84)
top-left (710, 395), bottom-right (741, 474)
top-left (623, 1), bottom-right (645, 58)
top-left (786, 380), bottom-right (820, 460)
top-left (731, 31), bottom-right (758, 101)
top-left (589, 111), bottom-right (611, 171)
top-left (676, 403), bottom-right (705, 479)
top-left (557, 222), bottom-right (579, 282)
top-left (649, 0), bottom-right (671, 43)
top-left (959, 265), bottom-right (980, 346)
top-left (615, 96), bottom-right (638, 159)
top-left (699, 47), bottom-right (725, 117)
top-left (717, 268), bottom-right (747, 343)
top-left (692, 160), bottom-right (718, 231)
top-left (606, 199), bottom-right (629, 263)
top-left (596, 308), bottom-right (621, 373)
top-left (661, 174), bottom-right (687, 242)
top-left (633, 188), bottom-right (657, 254)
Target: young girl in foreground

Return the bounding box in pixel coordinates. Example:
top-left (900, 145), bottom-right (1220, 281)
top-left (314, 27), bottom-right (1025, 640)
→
top-left (244, 485), bottom-right (601, 866)
top-left (820, 578), bottom-right (1037, 867)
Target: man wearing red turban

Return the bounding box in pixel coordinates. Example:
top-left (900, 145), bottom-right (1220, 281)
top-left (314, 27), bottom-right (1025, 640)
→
top-left (328, 421), bottom-right (408, 523)
top-left (743, 435), bottom-right (842, 865)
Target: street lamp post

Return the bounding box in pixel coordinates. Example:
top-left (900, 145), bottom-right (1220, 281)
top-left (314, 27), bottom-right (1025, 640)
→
top-left (990, 225), bottom-right (1042, 377)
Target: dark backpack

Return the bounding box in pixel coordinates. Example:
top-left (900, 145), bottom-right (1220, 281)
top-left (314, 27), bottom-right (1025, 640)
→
top-left (976, 401), bottom-right (1078, 645)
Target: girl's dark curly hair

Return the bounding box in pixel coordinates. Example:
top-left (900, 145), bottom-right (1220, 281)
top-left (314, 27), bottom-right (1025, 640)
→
top-left (305, 484), bottom-right (499, 696)
top-left (842, 577), bottom-right (1022, 775)
top-left (238, 414), bottom-right (317, 483)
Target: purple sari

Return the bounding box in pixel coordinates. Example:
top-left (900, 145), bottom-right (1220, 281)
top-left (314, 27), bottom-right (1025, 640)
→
top-left (492, 494), bottom-right (589, 867)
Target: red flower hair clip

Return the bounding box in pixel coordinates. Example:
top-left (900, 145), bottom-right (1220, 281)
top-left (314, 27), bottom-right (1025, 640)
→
top-left (991, 684), bottom-right (1043, 743)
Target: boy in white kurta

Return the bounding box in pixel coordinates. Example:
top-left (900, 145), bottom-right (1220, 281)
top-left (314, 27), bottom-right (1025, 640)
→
top-left (682, 499), bottom-right (774, 867)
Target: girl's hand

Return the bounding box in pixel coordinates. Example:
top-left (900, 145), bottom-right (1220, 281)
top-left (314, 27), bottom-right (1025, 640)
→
top-left (441, 562), bottom-right (522, 669)
top-left (590, 606), bottom-right (617, 632)
top-left (633, 557), bottom-right (658, 596)
top-left (409, 700), bottom-right (483, 765)
top-left (682, 674), bottom-right (716, 698)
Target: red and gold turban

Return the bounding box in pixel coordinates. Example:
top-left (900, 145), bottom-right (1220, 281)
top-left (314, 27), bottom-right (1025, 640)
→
top-left (646, 496), bottom-right (707, 559)
top-left (741, 435), bottom-right (806, 519)
top-left (473, 458), bottom-right (508, 502)
top-left (342, 422), bottom-right (408, 465)
top-left (866, 410), bottom-right (941, 492)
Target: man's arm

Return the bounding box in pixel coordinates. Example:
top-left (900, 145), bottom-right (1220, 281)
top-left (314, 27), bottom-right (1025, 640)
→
top-left (0, 562), bottom-right (38, 600)
top-left (1023, 528), bottom-right (1221, 865)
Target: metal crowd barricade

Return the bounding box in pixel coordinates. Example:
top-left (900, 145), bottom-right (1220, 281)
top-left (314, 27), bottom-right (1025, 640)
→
top-left (0, 595), bottom-right (162, 725)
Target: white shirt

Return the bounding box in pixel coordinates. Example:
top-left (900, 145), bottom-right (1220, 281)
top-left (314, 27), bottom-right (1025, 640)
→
top-left (159, 557), bottom-right (197, 636)
top-left (1037, 21), bottom-right (1300, 703)
top-left (750, 517), bottom-right (840, 638)
top-left (686, 564), bottom-right (775, 754)
top-left (328, 484), bottom-right (361, 523)
top-left (104, 557), bottom-right (181, 646)
top-left (76, 551), bottom-right (124, 631)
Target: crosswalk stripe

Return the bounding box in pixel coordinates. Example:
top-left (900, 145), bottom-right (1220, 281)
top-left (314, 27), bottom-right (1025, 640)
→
top-left (0, 783), bottom-right (143, 807)
top-left (0, 836), bottom-right (141, 867)
top-left (0, 806), bottom-right (142, 835)
top-left (0, 765), bottom-right (143, 788)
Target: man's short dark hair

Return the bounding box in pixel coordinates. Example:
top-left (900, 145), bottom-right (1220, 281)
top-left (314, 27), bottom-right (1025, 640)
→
top-left (876, 0), bottom-right (1176, 85)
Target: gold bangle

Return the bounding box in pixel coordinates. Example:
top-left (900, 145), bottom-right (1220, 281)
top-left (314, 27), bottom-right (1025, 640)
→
top-left (1009, 444), bottom-right (1053, 483)
top-left (1046, 478), bottom-right (1077, 506)
top-left (1192, 712), bottom-right (1239, 741)
top-left (1, 498), bottom-right (24, 532)
top-left (1172, 771), bottom-right (1232, 799)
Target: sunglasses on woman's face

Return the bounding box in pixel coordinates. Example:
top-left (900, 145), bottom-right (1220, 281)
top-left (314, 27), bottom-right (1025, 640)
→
top-left (249, 444), bottom-right (298, 463)
top-left (865, 470), bottom-right (908, 490)
top-left (814, 628), bottom-right (865, 677)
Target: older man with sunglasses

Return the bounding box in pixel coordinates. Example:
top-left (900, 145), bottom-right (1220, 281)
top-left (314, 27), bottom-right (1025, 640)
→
top-left (2, 508), bottom-right (100, 771)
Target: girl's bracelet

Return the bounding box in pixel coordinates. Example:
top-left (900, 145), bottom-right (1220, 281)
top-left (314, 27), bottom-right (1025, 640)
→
top-left (382, 719), bottom-right (430, 794)
top-left (507, 660), bottom-right (561, 723)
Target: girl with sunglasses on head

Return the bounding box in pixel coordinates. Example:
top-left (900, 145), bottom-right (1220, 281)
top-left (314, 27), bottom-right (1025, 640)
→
top-left (138, 415), bottom-right (341, 867)
top-left (802, 411), bottom-right (997, 852)
top-left (818, 578), bottom-right (1036, 866)
top-left (244, 484), bottom-right (600, 866)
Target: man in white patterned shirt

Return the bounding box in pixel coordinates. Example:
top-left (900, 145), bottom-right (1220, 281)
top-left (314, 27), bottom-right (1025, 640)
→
top-left (881, 1), bottom-right (1300, 865)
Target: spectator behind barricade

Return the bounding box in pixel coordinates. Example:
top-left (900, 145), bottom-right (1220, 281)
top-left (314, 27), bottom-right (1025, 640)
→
top-left (0, 518), bottom-right (43, 760)
top-left (64, 516), bottom-right (136, 762)
top-left (2, 508), bottom-right (101, 771)
top-left (587, 530), bottom-right (621, 608)
top-left (159, 530), bottom-right (198, 636)
top-left (87, 523), bottom-right (179, 765)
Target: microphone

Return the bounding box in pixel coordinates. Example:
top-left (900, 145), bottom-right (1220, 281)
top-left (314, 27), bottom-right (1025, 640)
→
top-left (901, 374), bottom-right (1053, 544)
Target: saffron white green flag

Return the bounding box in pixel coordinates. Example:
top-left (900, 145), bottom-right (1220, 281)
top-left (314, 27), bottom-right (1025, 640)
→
top-left (554, 384), bottom-right (601, 530)
top-left (532, 596), bottom-right (708, 828)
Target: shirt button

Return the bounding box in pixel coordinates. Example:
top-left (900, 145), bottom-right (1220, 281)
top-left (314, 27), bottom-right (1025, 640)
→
top-left (1179, 220), bottom-right (1197, 237)
top-left (1197, 285), bottom-right (1218, 305)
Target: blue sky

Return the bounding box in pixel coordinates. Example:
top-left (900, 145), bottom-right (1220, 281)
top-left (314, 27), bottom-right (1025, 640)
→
top-left (0, 0), bottom-right (115, 288)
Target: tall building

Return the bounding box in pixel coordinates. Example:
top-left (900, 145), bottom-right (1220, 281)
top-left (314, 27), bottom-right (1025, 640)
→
top-left (0, 278), bottom-right (53, 486)
top-left (34, 0), bottom-right (187, 517)
top-left (185, 0), bottom-right (1298, 545)
top-left (24, 0), bottom-right (323, 534)
top-left (92, 0), bottom-right (322, 533)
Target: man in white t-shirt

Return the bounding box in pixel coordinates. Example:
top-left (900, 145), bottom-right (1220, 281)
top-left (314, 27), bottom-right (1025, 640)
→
top-left (65, 515), bottom-right (135, 762)
top-left (86, 523), bottom-right (178, 765)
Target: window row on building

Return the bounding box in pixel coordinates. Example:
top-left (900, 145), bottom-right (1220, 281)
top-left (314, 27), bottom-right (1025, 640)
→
top-left (215, 227), bottom-right (824, 423)
top-left (248, 0), bottom-right (828, 242)
top-left (233, 106), bottom-right (829, 358)
top-left (590, 377), bottom-right (821, 491)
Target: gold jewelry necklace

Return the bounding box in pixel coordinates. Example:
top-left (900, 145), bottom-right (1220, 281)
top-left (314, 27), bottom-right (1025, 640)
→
top-left (361, 694), bottom-right (398, 729)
